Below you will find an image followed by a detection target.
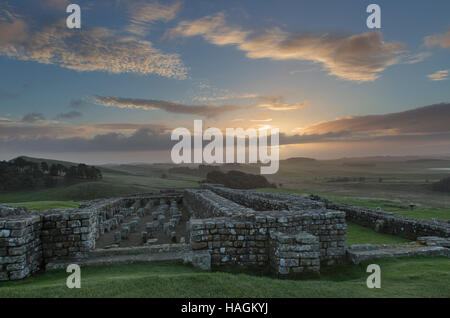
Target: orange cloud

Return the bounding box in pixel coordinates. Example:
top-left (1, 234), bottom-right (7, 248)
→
top-left (170, 13), bottom-right (405, 82)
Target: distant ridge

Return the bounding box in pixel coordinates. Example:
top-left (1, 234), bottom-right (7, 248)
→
top-left (10, 156), bottom-right (80, 167)
top-left (283, 157), bottom-right (317, 163)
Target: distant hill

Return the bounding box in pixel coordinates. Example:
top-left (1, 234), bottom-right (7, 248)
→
top-left (11, 156), bottom-right (80, 168)
top-left (1, 156), bottom-right (102, 192)
top-left (283, 157), bottom-right (317, 164)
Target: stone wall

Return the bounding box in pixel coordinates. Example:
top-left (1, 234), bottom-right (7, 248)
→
top-left (1, 194), bottom-right (185, 282)
top-left (0, 213), bottom-right (42, 281)
top-left (269, 231), bottom-right (320, 276)
top-left (316, 199), bottom-right (450, 240)
top-left (203, 184), bottom-right (325, 211)
top-left (184, 189), bottom-right (253, 218)
top-left (186, 186), bottom-right (347, 274)
top-left (189, 209), bottom-right (346, 270)
top-left (38, 209), bottom-right (97, 262)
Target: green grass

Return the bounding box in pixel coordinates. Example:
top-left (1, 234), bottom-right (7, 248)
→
top-left (0, 181), bottom-right (151, 203)
top-left (0, 257), bottom-right (448, 298)
top-left (257, 188), bottom-right (450, 220)
top-left (6, 201), bottom-right (79, 211)
top-left (346, 222), bottom-right (410, 246)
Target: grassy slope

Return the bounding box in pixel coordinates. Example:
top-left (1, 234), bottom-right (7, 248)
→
top-left (0, 181), bottom-right (150, 203)
top-left (6, 201), bottom-right (79, 210)
top-left (0, 173), bottom-right (200, 204)
top-left (257, 188), bottom-right (450, 220)
top-left (0, 257), bottom-right (448, 298)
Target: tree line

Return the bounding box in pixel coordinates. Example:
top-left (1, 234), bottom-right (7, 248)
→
top-left (0, 157), bottom-right (102, 191)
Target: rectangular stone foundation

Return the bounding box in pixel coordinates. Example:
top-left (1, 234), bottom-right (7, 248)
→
top-left (186, 185), bottom-right (347, 273)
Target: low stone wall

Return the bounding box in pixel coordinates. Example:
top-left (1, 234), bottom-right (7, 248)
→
top-left (347, 242), bottom-right (449, 264)
top-left (0, 214), bottom-right (42, 281)
top-left (202, 184), bottom-right (289, 211)
top-left (184, 189), bottom-right (253, 218)
top-left (318, 200), bottom-right (450, 240)
top-left (203, 184), bottom-right (325, 211)
top-left (1, 194), bottom-right (187, 282)
top-left (269, 231), bottom-right (320, 276)
top-left (38, 209), bottom-right (97, 262)
top-left (189, 207), bottom-right (346, 270)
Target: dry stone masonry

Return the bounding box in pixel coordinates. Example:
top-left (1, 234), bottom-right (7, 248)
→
top-left (1, 185), bottom-right (448, 282)
top-left (185, 184), bottom-right (347, 276)
top-left (310, 196), bottom-right (450, 240)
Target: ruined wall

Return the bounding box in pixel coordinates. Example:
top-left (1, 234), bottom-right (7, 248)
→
top-left (321, 200), bottom-right (450, 240)
top-left (0, 212), bottom-right (42, 281)
top-left (186, 186), bottom-right (346, 272)
top-left (269, 231), bottom-right (320, 276)
top-left (203, 184), bottom-right (325, 211)
top-left (184, 189), bottom-right (253, 218)
top-left (39, 209), bottom-right (97, 262)
top-left (189, 205), bottom-right (346, 270)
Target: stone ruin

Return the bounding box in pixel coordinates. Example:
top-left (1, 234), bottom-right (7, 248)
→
top-left (184, 184), bottom-right (346, 275)
top-left (1, 184), bottom-right (448, 282)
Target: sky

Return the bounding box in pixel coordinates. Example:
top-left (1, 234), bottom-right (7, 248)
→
top-left (0, 0), bottom-right (449, 164)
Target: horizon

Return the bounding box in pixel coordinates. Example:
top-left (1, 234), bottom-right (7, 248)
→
top-left (5, 153), bottom-right (450, 167)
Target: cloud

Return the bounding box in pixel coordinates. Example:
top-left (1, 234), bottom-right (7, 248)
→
top-left (427, 70), bottom-right (448, 81)
top-left (256, 96), bottom-right (306, 111)
top-left (0, 7), bottom-right (187, 79)
top-left (302, 103), bottom-right (450, 136)
top-left (0, 128), bottom-right (174, 153)
top-left (276, 103), bottom-right (450, 146)
top-left (70, 98), bottom-right (89, 108)
top-left (170, 13), bottom-right (406, 82)
top-left (194, 93), bottom-right (258, 102)
top-left (0, 8), bottom-right (28, 44)
top-left (250, 118), bottom-right (272, 122)
top-left (168, 12), bottom-right (250, 45)
top-left (126, 1), bottom-right (181, 36)
top-left (21, 113), bottom-right (45, 123)
top-left (0, 89), bottom-right (20, 100)
top-left (55, 111), bottom-right (83, 120)
top-left (94, 95), bottom-right (244, 118)
top-left (42, 0), bottom-right (69, 10)
top-left (425, 29), bottom-right (450, 49)
top-left (1, 103), bottom-right (450, 155)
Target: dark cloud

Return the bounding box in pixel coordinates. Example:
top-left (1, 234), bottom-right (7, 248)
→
top-left (94, 96), bottom-right (244, 118)
top-left (303, 103), bottom-right (450, 135)
top-left (55, 111), bottom-right (82, 120)
top-left (21, 112), bottom-right (45, 123)
top-left (0, 128), bottom-right (174, 153)
top-left (70, 99), bottom-right (89, 108)
top-left (1, 103), bottom-right (450, 155)
top-left (0, 89), bottom-right (20, 100)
